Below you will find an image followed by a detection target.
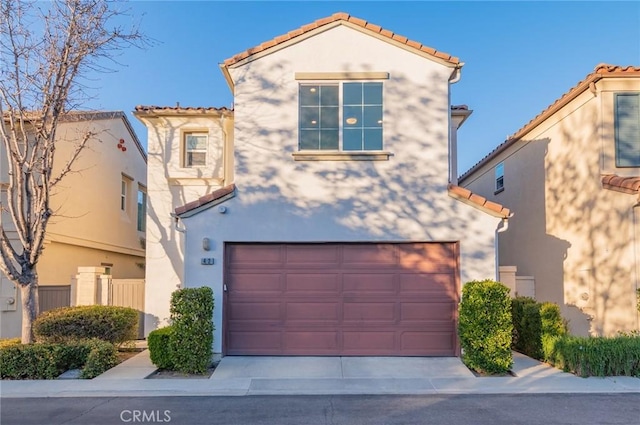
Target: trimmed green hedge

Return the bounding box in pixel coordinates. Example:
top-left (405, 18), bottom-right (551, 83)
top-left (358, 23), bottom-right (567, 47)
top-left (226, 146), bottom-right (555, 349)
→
top-left (0, 339), bottom-right (118, 380)
top-left (148, 326), bottom-right (174, 370)
top-left (543, 334), bottom-right (640, 377)
top-left (169, 287), bottom-right (214, 374)
top-left (458, 280), bottom-right (513, 374)
top-left (34, 305), bottom-right (138, 345)
top-left (511, 297), bottom-right (566, 360)
top-left (0, 338), bottom-right (22, 349)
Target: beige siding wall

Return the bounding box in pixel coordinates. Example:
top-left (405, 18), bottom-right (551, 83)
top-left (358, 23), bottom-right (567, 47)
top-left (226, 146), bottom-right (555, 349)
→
top-left (0, 115), bottom-right (147, 338)
top-left (37, 241), bottom-right (144, 284)
top-left (463, 77), bottom-right (640, 336)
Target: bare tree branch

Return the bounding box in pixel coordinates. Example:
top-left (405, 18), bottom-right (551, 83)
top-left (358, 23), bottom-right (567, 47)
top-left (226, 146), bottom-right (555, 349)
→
top-left (0, 0), bottom-right (144, 343)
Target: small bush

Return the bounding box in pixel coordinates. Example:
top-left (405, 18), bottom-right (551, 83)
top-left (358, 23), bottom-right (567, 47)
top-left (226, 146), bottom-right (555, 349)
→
top-left (34, 305), bottom-right (138, 345)
top-left (543, 334), bottom-right (640, 377)
top-left (80, 339), bottom-right (118, 379)
top-left (458, 280), bottom-right (513, 374)
top-left (511, 297), bottom-right (567, 360)
top-left (511, 297), bottom-right (536, 353)
top-left (170, 287), bottom-right (214, 374)
top-left (0, 338), bottom-right (116, 380)
top-left (0, 343), bottom-right (67, 379)
top-left (148, 326), bottom-right (174, 370)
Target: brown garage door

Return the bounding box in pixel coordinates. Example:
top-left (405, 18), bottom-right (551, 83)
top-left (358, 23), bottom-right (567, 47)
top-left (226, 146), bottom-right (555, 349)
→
top-left (224, 243), bottom-right (459, 356)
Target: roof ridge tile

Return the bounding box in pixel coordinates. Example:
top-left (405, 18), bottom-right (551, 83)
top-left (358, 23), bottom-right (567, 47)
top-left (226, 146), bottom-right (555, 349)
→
top-left (223, 12), bottom-right (460, 67)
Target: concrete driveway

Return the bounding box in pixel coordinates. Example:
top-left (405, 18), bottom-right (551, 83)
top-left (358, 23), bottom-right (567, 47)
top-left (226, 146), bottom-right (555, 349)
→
top-left (212, 356), bottom-right (475, 379)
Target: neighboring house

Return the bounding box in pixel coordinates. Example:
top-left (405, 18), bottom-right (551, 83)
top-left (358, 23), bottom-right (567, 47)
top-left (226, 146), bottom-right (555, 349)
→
top-left (0, 111), bottom-right (147, 338)
top-left (135, 12), bottom-right (510, 357)
top-left (460, 64), bottom-right (640, 337)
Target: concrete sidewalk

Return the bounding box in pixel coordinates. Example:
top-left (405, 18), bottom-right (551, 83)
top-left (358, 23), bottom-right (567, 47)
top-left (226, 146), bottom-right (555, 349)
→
top-left (1, 351), bottom-right (639, 398)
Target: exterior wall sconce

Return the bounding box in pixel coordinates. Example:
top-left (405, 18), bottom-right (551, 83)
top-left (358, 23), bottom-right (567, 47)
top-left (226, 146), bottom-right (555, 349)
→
top-left (202, 237), bottom-right (211, 251)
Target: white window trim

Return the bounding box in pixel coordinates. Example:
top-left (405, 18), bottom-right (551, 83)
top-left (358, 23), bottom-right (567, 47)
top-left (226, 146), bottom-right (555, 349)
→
top-left (297, 80), bottom-right (387, 154)
top-left (137, 185), bottom-right (147, 232)
top-left (183, 132), bottom-right (209, 168)
top-left (495, 162), bottom-right (505, 194)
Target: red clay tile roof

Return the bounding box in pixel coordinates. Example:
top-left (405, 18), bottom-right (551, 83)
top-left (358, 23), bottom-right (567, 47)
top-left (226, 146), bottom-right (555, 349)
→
top-left (223, 12), bottom-right (460, 68)
top-left (175, 184), bottom-right (236, 216)
top-left (134, 105), bottom-right (232, 113)
top-left (459, 64), bottom-right (640, 183)
top-left (601, 174), bottom-right (640, 195)
top-left (447, 184), bottom-right (511, 218)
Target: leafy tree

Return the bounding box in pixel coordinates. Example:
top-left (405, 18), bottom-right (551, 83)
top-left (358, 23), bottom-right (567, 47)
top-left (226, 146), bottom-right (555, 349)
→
top-left (0, 0), bottom-right (143, 343)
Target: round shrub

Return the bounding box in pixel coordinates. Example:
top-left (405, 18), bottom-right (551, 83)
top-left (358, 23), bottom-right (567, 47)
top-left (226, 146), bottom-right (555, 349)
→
top-left (459, 279), bottom-right (513, 374)
top-left (80, 339), bottom-right (119, 379)
top-left (34, 305), bottom-right (138, 345)
top-left (148, 326), bottom-right (174, 370)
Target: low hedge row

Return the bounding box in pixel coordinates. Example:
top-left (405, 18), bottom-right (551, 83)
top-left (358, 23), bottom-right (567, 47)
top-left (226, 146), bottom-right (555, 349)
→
top-left (34, 305), bottom-right (138, 345)
top-left (511, 297), bottom-right (566, 360)
top-left (543, 334), bottom-right (640, 377)
top-left (0, 339), bottom-right (118, 379)
top-left (458, 280), bottom-right (513, 374)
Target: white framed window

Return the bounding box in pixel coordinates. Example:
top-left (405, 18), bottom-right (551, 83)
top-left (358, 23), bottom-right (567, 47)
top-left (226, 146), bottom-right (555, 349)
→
top-left (615, 93), bottom-right (640, 167)
top-left (120, 177), bottom-right (128, 211)
top-left (137, 185), bottom-right (147, 232)
top-left (184, 132), bottom-right (208, 168)
top-left (495, 162), bottom-right (504, 193)
top-left (298, 82), bottom-right (383, 151)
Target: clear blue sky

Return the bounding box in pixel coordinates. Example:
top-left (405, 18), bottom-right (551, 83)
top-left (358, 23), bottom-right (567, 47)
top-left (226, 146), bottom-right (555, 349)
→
top-left (85, 1), bottom-right (640, 174)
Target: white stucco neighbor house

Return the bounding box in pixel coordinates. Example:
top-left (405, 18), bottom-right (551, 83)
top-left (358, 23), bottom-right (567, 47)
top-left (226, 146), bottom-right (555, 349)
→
top-left (134, 12), bottom-right (510, 357)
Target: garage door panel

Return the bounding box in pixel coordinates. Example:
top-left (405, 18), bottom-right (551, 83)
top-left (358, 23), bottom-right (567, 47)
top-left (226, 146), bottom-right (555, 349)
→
top-left (342, 244), bottom-right (398, 268)
top-left (286, 302), bottom-right (339, 321)
top-left (228, 302), bottom-right (281, 321)
top-left (398, 243), bottom-right (455, 273)
top-left (400, 302), bottom-right (455, 321)
top-left (228, 331), bottom-right (282, 352)
top-left (343, 273), bottom-right (396, 293)
top-left (399, 274), bottom-right (456, 297)
top-left (229, 273), bottom-right (282, 293)
top-left (284, 331), bottom-right (338, 351)
top-left (285, 245), bottom-right (340, 266)
top-left (400, 331), bottom-right (455, 353)
top-left (342, 331), bottom-right (396, 352)
top-left (225, 242), bottom-right (458, 356)
top-left (285, 273), bottom-right (340, 293)
top-left (343, 302), bottom-right (396, 321)
top-left (227, 244), bottom-right (284, 268)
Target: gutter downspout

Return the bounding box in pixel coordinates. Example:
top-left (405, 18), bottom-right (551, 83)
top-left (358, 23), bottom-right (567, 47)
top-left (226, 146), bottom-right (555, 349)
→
top-left (495, 216), bottom-right (512, 281)
top-left (171, 213), bottom-right (186, 234)
top-left (448, 65), bottom-right (463, 184)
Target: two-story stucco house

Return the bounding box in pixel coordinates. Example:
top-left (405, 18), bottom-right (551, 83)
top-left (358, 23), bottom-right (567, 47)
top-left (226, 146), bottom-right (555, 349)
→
top-left (135, 13), bottom-right (510, 357)
top-left (0, 111), bottom-right (147, 338)
top-left (460, 65), bottom-right (640, 337)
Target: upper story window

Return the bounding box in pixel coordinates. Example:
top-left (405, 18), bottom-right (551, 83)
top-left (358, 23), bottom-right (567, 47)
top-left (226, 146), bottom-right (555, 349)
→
top-left (299, 82), bottom-right (383, 151)
top-left (137, 186), bottom-right (147, 232)
top-left (120, 177), bottom-right (129, 211)
top-left (615, 93), bottom-right (640, 167)
top-left (184, 133), bottom-right (208, 167)
top-left (495, 162), bottom-right (504, 193)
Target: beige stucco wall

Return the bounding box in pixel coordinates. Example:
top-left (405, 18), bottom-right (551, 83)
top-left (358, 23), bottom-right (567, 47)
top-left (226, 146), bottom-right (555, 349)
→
top-left (462, 77), bottom-right (640, 336)
top-left (175, 25), bottom-right (502, 353)
top-left (0, 115), bottom-right (147, 338)
top-left (137, 113), bottom-right (231, 331)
